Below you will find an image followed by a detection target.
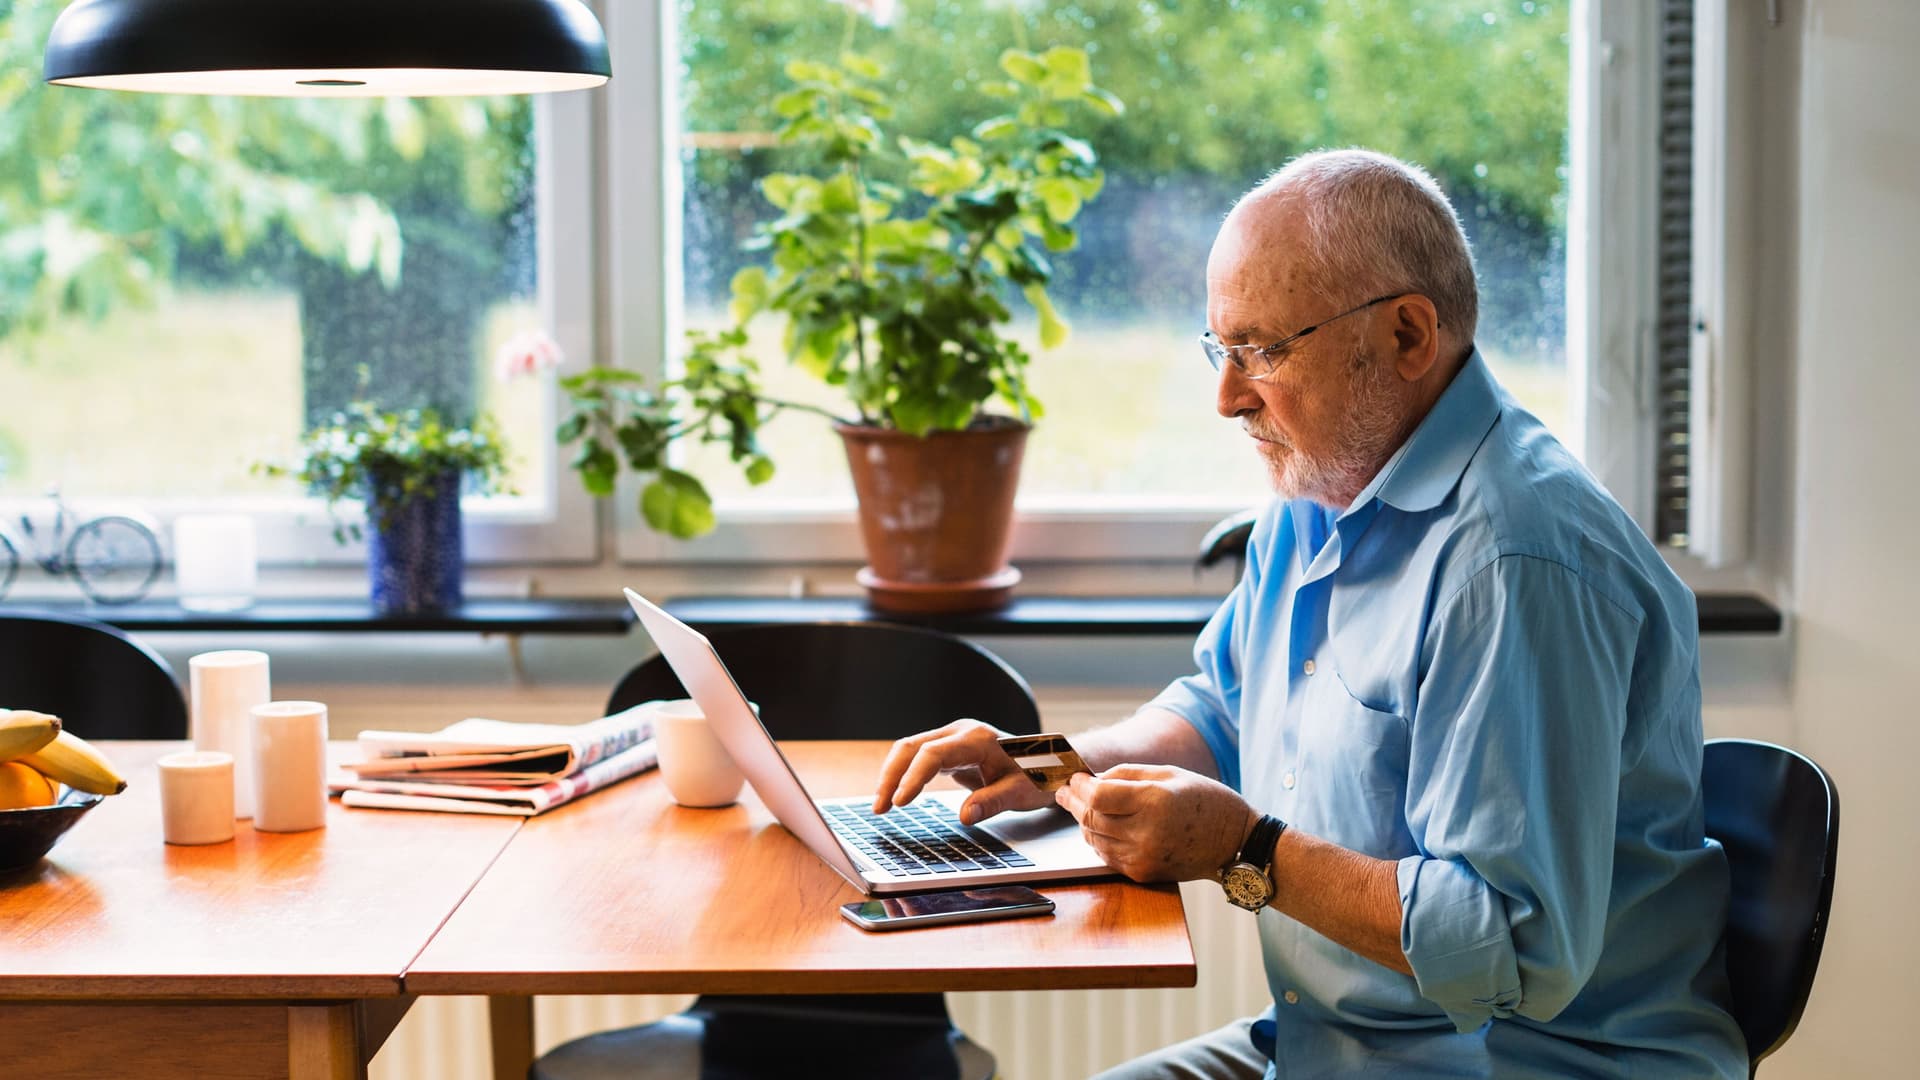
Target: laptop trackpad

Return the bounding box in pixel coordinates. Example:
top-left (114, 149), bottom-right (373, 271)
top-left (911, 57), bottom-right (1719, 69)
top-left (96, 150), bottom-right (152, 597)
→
top-left (976, 804), bottom-right (1109, 870)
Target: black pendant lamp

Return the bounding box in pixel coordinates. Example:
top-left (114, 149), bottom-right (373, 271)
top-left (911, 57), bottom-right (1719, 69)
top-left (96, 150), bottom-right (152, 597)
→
top-left (44, 0), bottom-right (610, 96)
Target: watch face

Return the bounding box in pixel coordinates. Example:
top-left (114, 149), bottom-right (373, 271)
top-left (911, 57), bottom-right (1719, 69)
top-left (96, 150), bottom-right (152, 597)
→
top-left (1221, 863), bottom-right (1270, 910)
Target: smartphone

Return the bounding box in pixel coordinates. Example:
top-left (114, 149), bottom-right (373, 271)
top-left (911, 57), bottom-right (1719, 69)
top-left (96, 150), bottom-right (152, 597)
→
top-left (840, 886), bottom-right (1056, 932)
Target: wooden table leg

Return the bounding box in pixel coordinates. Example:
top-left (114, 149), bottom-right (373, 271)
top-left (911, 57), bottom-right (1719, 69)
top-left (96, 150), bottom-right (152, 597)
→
top-left (490, 994), bottom-right (536, 1080)
top-left (288, 1004), bottom-right (360, 1080)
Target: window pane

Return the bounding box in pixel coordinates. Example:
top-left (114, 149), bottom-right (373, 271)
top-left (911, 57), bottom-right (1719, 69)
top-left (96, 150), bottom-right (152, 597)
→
top-left (0, 0), bottom-right (546, 504)
top-left (676, 0), bottom-right (1570, 507)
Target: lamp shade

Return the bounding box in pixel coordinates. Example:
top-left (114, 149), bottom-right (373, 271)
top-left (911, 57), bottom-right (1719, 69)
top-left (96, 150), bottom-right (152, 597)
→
top-left (43, 0), bottom-right (610, 96)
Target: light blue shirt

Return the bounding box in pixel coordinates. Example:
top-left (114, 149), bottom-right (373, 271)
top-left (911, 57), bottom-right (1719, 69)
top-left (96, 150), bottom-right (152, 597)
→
top-left (1152, 350), bottom-right (1747, 1078)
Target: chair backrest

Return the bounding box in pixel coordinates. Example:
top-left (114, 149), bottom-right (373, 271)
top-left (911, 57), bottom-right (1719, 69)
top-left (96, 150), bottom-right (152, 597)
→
top-left (0, 610), bottom-right (188, 739)
top-left (608, 621), bottom-right (1040, 740)
top-left (1701, 738), bottom-right (1839, 1070)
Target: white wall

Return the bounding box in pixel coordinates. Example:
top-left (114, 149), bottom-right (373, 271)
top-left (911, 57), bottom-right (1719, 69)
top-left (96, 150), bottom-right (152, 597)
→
top-left (1760, 1), bottom-right (1920, 1075)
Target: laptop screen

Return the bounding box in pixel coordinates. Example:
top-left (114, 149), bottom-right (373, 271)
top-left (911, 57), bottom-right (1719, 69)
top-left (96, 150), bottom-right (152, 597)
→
top-left (624, 589), bottom-right (869, 891)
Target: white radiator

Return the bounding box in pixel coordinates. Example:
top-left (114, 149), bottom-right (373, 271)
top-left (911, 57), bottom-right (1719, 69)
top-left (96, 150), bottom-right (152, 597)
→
top-left (369, 694), bottom-right (1275, 1078)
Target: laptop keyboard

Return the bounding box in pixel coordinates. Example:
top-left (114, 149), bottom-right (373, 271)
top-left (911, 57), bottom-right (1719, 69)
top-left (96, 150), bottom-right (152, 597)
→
top-left (822, 800), bottom-right (1036, 878)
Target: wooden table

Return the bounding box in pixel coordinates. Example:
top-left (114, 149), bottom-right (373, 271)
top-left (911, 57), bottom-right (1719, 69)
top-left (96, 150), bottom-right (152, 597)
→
top-left (0, 743), bottom-right (521, 1080)
top-left (1, 742), bottom-right (1195, 1079)
top-left (408, 741), bottom-right (1196, 1078)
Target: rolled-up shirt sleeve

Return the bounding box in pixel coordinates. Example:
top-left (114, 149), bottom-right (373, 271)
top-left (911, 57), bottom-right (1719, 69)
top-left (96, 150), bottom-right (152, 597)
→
top-left (1398, 554), bottom-right (1642, 1032)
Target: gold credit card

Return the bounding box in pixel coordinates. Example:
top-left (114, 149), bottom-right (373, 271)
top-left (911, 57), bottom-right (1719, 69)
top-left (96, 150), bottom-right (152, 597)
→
top-left (997, 733), bottom-right (1091, 792)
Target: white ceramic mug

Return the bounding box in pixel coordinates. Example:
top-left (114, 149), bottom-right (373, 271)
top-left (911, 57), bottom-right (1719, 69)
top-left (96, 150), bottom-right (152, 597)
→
top-left (652, 699), bottom-right (745, 808)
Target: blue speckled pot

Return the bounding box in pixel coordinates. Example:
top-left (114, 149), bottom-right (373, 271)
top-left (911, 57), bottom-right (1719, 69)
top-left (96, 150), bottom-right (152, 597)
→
top-left (366, 471), bottom-right (463, 615)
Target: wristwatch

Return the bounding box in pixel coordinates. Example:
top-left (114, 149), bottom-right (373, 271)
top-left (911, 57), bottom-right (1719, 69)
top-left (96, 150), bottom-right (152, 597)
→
top-left (1218, 813), bottom-right (1288, 911)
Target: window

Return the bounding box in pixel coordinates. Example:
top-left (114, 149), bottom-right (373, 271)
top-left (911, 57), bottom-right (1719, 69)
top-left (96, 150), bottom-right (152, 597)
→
top-left (0, 0), bottom-right (596, 564)
top-left (619, 0), bottom-right (1573, 561)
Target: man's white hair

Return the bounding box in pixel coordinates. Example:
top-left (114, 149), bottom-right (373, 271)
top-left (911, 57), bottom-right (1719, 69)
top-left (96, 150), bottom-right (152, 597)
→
top-left (1247, 148), bottom-right (1480, 346)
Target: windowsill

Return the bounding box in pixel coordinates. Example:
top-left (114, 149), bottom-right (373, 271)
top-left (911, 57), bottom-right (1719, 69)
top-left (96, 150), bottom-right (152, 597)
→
top-left (19, 589), bottom-right (1781, 638)
top-left (13, 597), bottom-right (634, 635)
top-left (660, 590), bottom-right (1784, 637)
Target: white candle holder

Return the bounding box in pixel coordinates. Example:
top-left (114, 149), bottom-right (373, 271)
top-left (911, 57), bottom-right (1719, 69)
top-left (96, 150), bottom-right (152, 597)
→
top-left (189, 650), bottom-right (270, 819)
top-left (158, 750), bottom-right (236, 846)
top-left (173, 514), bottom-right (258, 613)
top-left (249, 701), bottom-right (329, 834)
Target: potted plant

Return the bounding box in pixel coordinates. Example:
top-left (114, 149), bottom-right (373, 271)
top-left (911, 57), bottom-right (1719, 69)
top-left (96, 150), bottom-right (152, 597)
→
top-left (553, 46), bottom-right (1119, 612)
top-left (257, 398), bottom-right (510, 615)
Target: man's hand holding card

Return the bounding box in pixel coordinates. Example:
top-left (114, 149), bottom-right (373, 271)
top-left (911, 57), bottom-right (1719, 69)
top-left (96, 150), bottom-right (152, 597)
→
top-left (995, 733), bottom-right (1094, 793)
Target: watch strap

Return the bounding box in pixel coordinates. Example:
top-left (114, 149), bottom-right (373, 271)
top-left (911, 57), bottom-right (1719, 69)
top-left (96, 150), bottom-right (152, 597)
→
top-left (1237, 813), bottom-right (1287, 873)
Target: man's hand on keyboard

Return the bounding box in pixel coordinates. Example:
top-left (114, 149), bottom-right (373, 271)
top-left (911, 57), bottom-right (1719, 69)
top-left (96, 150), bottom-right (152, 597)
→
top-left (873, 718), bottom-right (1056, 826)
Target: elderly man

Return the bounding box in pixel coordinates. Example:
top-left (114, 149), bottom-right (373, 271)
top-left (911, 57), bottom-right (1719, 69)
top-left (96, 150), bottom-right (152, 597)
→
top-left (872, 149), bottom-right (1746, 1077)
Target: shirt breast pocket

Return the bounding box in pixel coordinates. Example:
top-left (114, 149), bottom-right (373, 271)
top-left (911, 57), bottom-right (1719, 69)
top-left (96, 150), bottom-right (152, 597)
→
top-left (1295, 676), bottom-right (1413, 857)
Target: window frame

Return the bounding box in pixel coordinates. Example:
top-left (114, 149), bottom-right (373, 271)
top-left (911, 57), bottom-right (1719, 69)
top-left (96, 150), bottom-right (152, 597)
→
top-left (613, 0), bottom-right (1757, 578)
top-left (1571, 0), bottom-right (1758, 577)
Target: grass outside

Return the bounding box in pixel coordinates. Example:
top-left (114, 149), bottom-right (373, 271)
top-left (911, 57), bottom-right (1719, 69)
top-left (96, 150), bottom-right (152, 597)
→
top-left (0, 293), bottom-right (1569, 511)
top-left (0, 292), bottom-right (550, 503)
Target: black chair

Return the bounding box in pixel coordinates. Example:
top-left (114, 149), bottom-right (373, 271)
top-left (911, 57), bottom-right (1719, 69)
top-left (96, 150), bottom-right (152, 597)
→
top-left (0, 610), bottom-right (187, 738)
top-left (533, 620), bottom-right (1042, 1080)
top-left (1701, 738), bottom-right (1839, 1075)
top-left (1196, 507), bottom-right (1258, 579)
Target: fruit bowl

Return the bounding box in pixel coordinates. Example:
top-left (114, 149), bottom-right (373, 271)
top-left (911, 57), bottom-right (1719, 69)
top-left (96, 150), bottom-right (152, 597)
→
top-left (0, 787), bottom-right (105, 872)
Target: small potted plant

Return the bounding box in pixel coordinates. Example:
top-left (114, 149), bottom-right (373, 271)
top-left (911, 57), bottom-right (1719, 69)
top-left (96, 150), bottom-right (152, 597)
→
top-left (549, 46), bottom-right (1119, 613)
top-left (258, 396), bottom-right (510, 615)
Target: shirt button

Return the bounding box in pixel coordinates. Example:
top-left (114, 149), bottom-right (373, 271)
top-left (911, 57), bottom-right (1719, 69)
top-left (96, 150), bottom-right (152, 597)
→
top-left (1284, 990), bottom-right (1300, 1005)
top-left (1283, 770), bottom-right (1296, 790)
top-left (1302, 659), bottom-right (1316, 676)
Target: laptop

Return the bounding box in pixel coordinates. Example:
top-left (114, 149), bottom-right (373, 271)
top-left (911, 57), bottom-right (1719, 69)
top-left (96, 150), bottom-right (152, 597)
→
top-left (624, 589), bottom-right (1113, 895)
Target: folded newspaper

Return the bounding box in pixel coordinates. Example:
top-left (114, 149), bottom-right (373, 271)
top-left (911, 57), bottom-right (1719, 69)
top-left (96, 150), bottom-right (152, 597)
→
top-left (330, 703), bottom-right (662, 816)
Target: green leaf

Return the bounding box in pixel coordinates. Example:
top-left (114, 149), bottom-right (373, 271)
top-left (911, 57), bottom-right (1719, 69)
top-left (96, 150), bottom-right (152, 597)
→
top-left (729, 266), bottom-right (769, 324)
top-left (784, 60), bottom-right (838, 85)
top-left (840, 53), bottom-right (883, 80)
top-left (972, 116), bottom-right (1020, 142)
top-left (1033, 177), bottom-right (1083, 223)
top-left (998, 50), bottom-right (1046, 86)
top-left (641, 469), bottom-right (716, 539)
top-left (1038, 47), bottom-right (1093, 100)
top-left (1024, 284), bottom-right (1069, 349)
top-left (772, 89), bottom-right (817, 119)
top-left (1044, 133), bottom-right (1098, 168)
top-left (744, 455), bottom-right (776, 485)
top-left (890, 395), bottom-right (939, 437)
top-left (1079, 87), bottom-right (1126, 117)
top-left (1037, 216), bottom-right (1077, 252)
top-left (820, 171), bottom-right (861, 213)
top-left (573, 439), bottom-right (617, 497)
top-left (760, 173), bottom-right (811, 211)
top-left (1006, 244), bottom-right (1052, 286)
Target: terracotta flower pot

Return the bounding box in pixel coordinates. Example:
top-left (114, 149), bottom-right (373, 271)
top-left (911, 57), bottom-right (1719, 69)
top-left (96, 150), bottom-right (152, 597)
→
top-left (836, 418), bottom-right (1029, 614)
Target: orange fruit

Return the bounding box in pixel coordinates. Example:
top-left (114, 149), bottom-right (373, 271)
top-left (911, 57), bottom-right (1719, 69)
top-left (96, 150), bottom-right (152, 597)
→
top-left (0, 761), bottom-right (57, 809)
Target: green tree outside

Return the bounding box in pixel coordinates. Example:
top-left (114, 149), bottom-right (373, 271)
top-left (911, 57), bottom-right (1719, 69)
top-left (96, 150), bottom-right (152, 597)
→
top-left (0, 0), bottom-right (533, 445)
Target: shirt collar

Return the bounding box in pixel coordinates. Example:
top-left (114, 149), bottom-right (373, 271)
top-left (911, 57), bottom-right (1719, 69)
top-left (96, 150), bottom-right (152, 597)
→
top-left (1345, 346), bottom-right (1503, 517)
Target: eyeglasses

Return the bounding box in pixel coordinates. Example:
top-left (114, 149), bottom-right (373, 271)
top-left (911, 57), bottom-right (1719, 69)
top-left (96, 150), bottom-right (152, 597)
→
top-left (1200, 293), bottom-right (1403, 380)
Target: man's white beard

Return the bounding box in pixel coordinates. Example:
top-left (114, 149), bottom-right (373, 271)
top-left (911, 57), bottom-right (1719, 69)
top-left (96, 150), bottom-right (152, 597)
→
top-left (1262, 343), bottom-right (1406, 509)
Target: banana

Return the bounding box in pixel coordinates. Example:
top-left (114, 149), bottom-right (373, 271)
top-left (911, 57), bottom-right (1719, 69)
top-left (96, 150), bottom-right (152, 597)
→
top-left (0, 709), bottom-right (62, 763)
top-left (21, 730), bottom-right (126, 795)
